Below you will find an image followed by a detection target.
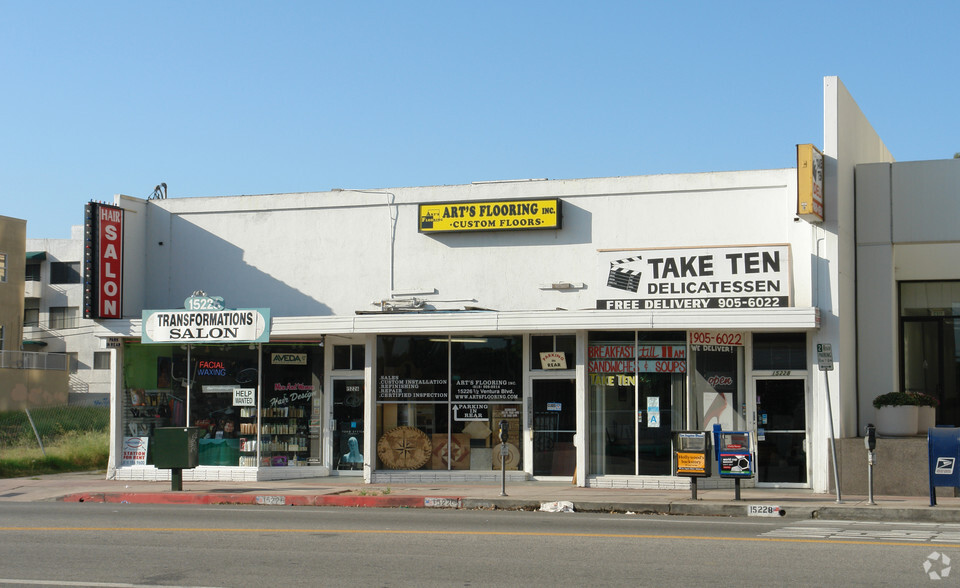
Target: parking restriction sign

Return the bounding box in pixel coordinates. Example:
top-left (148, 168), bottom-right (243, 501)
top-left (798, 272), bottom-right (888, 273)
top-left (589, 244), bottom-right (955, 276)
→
top-left (817, 343), bottom-right (834, 371)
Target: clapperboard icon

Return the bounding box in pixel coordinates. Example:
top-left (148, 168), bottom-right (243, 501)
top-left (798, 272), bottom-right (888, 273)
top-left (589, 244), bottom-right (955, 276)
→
top-left (607, 256), bottom-right (643, 293)
top-left (935, 457), bottom-right (956, 475)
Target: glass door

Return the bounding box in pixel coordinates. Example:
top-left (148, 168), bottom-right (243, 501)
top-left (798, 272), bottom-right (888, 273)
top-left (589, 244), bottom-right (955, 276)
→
top-left (754, 378), bottom-right (808, 485)
top-left (332, 378), bottom-right (364, 472)
top-left (532, 378), bottom-right (576, 477)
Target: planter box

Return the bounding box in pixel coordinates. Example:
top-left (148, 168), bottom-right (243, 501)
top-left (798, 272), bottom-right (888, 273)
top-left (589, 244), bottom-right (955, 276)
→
top-left (917, 406), bottom-right (936, 435)
top-left (875, 405), bottom-right (918, 436)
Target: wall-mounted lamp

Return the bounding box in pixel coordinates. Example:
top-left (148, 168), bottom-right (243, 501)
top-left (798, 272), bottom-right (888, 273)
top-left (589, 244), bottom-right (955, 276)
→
top-left (539, 282), bottom-right (585, 291)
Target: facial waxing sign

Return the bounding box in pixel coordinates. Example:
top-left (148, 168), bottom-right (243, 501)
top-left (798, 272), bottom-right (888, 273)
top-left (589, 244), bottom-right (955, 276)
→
top-left (597, 245), bottom-right (791, 310)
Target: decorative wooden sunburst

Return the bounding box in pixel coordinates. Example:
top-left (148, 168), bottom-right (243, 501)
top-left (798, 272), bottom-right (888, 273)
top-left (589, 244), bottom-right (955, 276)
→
top-left (376, 426), bottom-right (432, 469)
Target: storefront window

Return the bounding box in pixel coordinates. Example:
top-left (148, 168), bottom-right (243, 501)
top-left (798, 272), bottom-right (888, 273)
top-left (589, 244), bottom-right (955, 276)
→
top-left (588, 331), bottom-right (686, 476)
top-left (530, 334), bottom-right (577, 370)
top-left (376, 335), bottom-right (522, 471)
top-left (753, 333), bottom-right (806, 370)
top-left (690, 338), bottom-right (745, 431)
top-left (120, 342), bottom-right (321, 469)
top-left (900, 281), bottom-right (960, 426)
top-left (121, 343), bottom-right (184, 469)
top-left (259, 345), bottom-right (322, 467)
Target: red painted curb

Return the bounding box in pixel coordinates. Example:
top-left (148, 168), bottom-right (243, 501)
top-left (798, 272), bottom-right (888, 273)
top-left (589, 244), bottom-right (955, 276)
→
top-left (59, 492), bottom-right (460, 509)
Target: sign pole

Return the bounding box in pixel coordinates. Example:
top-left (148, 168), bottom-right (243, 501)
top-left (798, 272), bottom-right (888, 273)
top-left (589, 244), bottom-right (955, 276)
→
top-left (824, 375), bottom-right (842, 503)
top-left (818, 344), bottom-right (842, 503)
top-left (498, 420), bottom-right (508, 497)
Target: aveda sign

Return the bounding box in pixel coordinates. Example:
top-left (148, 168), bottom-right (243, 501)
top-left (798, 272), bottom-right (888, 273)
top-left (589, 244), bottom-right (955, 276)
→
top-left (271, 353), bottom-right (308, 365)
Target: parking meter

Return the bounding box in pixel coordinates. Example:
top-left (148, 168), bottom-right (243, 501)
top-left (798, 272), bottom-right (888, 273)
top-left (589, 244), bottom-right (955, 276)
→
top-left (864, 423), bottom-right (877, 505)
top-left (864, 424), bottom-right (876, 452)
top-left (499, 420), bottom-right (509, 443)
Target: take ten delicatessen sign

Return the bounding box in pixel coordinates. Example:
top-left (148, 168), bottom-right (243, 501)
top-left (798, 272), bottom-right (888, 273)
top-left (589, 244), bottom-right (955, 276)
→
top-left (597, 245), bottom-right (791, 310)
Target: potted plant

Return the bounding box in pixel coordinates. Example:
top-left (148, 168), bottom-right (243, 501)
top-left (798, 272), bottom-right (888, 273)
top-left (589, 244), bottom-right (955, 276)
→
top-left (910, 391), bottom-right (938, 434)
top-left (872, 391), bottom-right (919, 436)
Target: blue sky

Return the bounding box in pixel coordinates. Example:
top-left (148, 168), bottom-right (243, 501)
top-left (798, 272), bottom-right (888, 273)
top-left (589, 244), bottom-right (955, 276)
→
top-left (3, 1), bottom-right (958, 239)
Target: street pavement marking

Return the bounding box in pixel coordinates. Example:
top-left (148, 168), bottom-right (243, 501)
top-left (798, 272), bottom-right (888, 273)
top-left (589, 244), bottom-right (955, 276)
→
top-left (762, 522), bottom-right (960, 543)
top-left (1, 526), bottom-right (958, 548)
top-left (0, 580), bottom-right (222, 588)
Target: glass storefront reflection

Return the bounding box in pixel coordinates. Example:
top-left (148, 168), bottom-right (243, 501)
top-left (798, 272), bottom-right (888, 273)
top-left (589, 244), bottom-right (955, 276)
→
top-left (375, 335), bottom-right (523, 471)
top-left (120, 342), bottom-right (321, 469)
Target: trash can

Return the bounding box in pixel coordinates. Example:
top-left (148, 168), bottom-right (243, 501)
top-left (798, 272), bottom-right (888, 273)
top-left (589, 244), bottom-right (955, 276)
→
top-left (152, 427), bottom-right (202, 490)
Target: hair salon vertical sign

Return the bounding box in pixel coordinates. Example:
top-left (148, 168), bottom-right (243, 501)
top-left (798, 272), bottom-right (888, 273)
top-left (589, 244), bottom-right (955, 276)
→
top-left (83, 202), bottom-right (123, 319)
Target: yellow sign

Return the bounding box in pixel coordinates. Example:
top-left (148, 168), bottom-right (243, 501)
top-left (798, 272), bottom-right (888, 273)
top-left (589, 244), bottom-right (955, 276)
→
top-left (676, 451), bottom-right (707, 475)
top-left (418, 198), bottom-right (562, 233)
top-left (797, 143), bottom-right (824, 222)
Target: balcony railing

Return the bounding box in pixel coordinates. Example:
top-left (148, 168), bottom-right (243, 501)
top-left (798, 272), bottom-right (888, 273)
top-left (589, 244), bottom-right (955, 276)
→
top-left (0, 351), bottom-right (69, 371)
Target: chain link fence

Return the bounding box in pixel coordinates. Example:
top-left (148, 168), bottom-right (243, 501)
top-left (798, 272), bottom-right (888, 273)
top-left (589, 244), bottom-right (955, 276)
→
top-left (0, 403), bottom-right (109, 462)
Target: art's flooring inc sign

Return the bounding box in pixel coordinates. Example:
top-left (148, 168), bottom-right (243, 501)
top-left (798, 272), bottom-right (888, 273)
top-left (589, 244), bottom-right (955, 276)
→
top-left (597, 245), bottom-right (792, 310)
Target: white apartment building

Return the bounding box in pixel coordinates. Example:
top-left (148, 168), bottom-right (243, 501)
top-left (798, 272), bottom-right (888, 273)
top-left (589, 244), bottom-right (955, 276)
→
top-left (24, 225), bottom-right (111, 406)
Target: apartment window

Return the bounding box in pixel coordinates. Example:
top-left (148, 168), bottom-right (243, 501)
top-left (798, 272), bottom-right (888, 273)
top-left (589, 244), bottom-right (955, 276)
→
top-left (93, 351), bottom-right (111, 370)
top-left (25, 262), bottom-right (41, 281)
top-left (50, 261), bottom-right (81, 284)
top-left (0, 252), bottom-right (6, 282)
top-left (49, 306), bottom-right (79, 329)
top-left (0, 325), bottom-right (4, 350)
top-left (24, 298), bottom-right (40, 327)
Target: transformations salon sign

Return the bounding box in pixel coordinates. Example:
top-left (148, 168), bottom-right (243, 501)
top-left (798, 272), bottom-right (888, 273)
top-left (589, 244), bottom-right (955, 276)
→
top-left (141, 308), bottom-right (271, 343)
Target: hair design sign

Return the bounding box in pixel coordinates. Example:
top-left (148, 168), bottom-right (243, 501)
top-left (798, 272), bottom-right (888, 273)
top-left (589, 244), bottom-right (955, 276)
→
top-left (141, 308), bottom-right (271, 343)
top-left (418, 198), bottom-right (562, 233)
top-left (597, 245), bottom-right (791, 310)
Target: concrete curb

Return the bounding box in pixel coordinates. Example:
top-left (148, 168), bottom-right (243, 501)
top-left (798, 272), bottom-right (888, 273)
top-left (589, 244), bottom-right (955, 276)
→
top-left (60, 492), bottom-right (454, 509)
top-left (55, 492), bottom-right (959, 522)
top-left (813, 505), bottom-right (960, 523)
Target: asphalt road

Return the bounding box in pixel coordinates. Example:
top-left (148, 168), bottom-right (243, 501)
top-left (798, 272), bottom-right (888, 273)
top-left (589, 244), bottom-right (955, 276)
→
top-left (0, 503), bottom-right (957, 587)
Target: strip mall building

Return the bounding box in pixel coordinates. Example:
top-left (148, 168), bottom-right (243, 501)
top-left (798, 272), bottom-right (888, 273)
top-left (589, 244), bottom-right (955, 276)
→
top-left (91, 78), bottom-right (959, 495)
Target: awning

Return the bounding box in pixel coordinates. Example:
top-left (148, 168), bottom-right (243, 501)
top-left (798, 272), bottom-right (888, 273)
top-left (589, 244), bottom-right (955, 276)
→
top-left (25, 251), bottom-right (46, 261)
top-left (22, 340), bottom-right (48, 347)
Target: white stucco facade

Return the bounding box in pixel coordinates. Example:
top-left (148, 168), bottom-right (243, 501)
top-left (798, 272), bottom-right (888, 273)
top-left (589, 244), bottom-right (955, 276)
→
top-left (84, 76), bottom-right (913, 494)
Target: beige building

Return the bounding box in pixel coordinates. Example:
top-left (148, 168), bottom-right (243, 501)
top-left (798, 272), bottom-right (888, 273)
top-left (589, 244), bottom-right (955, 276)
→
top-left (0, 216), bottom-right (27, 354)
top-left (0, 215), bottom-right (69, 410)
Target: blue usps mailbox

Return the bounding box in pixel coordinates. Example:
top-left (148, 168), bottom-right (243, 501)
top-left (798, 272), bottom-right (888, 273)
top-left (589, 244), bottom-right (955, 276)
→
top-left (927, 427), bottom-right (960, 506)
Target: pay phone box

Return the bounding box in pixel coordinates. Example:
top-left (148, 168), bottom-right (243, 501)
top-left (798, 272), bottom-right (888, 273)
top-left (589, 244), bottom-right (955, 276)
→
top-left (716, 430), bottom-right (753, 478)
top-left (674, 431), bottom-right (711, 477)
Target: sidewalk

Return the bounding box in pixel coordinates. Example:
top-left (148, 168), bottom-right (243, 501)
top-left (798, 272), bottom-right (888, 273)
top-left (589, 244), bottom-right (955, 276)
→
top-left (1, 471), bottom-right (958, 522)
